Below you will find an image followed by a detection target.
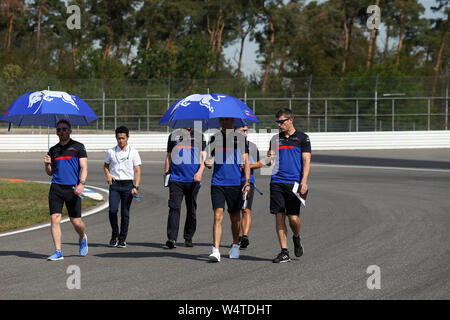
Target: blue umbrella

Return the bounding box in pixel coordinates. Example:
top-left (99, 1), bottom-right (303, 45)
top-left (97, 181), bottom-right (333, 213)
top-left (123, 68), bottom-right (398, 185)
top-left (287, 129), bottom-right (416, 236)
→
top-left (158, 93), bottom-right (259, 129)
top-left (0, 90), bottom-right (98, 127)
top-left (0, 90), bottom-right (98, 149)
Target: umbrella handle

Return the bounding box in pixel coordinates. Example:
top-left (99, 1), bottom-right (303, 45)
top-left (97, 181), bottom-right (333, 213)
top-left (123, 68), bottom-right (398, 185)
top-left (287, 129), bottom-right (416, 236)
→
top-left (48, 114), bottom-right (50, 151)
top-left (254, 185), bottom-right (263, 196)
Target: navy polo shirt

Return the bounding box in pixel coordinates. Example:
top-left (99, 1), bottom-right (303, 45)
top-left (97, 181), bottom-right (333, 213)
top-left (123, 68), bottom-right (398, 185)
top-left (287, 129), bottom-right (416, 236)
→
top-left (269, 130), bottom-right (311, 184)
top-left (48, 139), bottom-right (87, 185)
top-left (167, 129), bottom-right (206, 183)
top-left (208, 131), bottom-right (249, 186)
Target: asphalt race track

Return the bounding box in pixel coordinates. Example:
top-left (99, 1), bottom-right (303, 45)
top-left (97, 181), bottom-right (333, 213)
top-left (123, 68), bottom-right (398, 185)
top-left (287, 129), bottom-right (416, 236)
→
top-left (0, 149), bottom-right (449, 300)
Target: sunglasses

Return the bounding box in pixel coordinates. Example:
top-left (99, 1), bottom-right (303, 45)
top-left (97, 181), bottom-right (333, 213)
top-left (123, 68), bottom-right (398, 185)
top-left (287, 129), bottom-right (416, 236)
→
top-left (56, 127), bottom-right (69, 132)
top-left (275, 118), bottom-right (290, 125)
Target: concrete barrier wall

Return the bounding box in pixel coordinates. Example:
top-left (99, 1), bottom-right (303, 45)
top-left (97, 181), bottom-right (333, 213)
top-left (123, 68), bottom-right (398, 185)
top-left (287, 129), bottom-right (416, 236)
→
top-left (2, 131), bottom-right (450, 152)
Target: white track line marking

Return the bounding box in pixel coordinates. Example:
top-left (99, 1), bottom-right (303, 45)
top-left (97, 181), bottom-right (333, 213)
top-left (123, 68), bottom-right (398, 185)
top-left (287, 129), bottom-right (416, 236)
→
top-left (0, 184), bottom-right (109, 238)
top-left (2, 158), bottom-right (450, 172)
top-left (312, 163), bottom-right (450, 173)
top-left (1, 158), bottom-right (449, 172)
top-left (0, 158), bottom-right (164, 164)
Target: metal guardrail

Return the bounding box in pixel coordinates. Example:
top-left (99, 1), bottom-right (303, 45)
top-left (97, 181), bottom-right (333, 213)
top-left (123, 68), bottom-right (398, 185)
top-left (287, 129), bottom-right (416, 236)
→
top-left (1, 76), bottom-right (448, 132)
top-left (3, 96), bottom-right (446, 133)
top-left (3, 131), bottom-right (450, 152)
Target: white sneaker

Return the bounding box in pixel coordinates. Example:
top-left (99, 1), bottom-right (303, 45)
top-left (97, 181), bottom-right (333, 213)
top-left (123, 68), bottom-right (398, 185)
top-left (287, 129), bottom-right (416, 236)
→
top-left (229, 244), bottom-right (240, 259)
top-left (209, 247), bottom-right (221, 262)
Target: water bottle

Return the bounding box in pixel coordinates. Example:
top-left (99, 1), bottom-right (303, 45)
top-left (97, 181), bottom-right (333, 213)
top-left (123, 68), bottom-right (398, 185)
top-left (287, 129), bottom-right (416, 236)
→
top-left (134, 192), bottom-right (142, 202)
top-left (72, 186), bottom-right (85, 199)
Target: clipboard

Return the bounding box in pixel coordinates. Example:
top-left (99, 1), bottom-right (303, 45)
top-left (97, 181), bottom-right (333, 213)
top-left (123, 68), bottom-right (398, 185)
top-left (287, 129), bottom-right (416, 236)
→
top-left (164, 173), bottom-right (170, 187)
top-left (292, 182), bottom-right (308, 207)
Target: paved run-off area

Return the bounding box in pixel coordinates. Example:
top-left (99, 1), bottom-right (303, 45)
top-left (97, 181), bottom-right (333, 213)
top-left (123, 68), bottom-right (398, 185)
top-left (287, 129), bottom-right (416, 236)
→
top-left (0, 150), bottom-right (449, 299)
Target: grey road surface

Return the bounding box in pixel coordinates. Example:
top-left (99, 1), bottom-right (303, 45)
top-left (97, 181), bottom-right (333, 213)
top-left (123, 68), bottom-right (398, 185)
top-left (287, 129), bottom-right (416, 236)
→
top-left (0, 150), bottom-right (449, 300)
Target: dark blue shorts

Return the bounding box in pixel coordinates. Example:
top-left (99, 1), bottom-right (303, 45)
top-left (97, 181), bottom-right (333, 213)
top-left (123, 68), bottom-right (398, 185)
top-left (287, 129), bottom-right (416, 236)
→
top-left (211, 185), bottom-right (241, 214)
top-left (269, 183), bottom-right (301, 216)
top-left (49, 183), bottom-right (81, 218)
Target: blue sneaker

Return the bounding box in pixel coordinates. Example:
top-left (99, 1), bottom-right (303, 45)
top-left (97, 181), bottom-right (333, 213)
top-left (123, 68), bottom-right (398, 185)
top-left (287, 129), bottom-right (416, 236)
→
top-left (47, 249), bottom-right (64, 261)
top-left (79, 234), bottom-right (88, 256)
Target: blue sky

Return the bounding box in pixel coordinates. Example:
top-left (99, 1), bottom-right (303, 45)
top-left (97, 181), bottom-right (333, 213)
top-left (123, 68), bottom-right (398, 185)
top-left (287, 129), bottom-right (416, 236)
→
top-left (223, 0), bottom-right (445, 77)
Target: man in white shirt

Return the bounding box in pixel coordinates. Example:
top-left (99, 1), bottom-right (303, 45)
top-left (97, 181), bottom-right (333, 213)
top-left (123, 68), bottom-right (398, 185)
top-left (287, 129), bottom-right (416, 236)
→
top-left (104, 126), bottom-right (142, 248)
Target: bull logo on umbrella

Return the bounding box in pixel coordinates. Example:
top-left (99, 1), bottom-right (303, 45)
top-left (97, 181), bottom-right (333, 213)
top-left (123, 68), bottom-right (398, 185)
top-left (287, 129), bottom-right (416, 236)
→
top-left (27, 90), bottom-right (79, 114)
top-left (171, 94), bottom-right (226, 115)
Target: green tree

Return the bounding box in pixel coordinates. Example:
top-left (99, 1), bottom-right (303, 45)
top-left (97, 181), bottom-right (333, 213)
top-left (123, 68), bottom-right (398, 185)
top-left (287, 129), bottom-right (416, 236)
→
top-left (203, 0), bottom-right (236, 74)
top-left (29, 0), bottom-right (48, 62)
top-left (230, 0), bottom-right (261, 78)
top-left (391, 0), bottom-right (425, 69)
top-left (0, 0), bottom-right (25, 51)
top-left (134, 0), bottom-right (165, 62)
top-left (89, 0), bottom-right (137, 62)
top-left (175, 35), bottom-right (212, 79)
top-left (431, 0), bottom-right (449, 95)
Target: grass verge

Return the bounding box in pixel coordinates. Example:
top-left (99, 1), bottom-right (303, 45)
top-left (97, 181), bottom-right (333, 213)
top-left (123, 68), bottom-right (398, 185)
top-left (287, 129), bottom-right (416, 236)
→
top-left (0, 180), bottom-right (101, 233)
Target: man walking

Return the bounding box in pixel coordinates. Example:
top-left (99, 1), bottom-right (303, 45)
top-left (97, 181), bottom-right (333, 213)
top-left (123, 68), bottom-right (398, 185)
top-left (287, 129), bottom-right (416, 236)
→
top-left (206, 118), bottom-right (251, 262)
top-left (104, 126), bottom-right (142, 248)
top-left (236, 126), bottom-right (262, 249)
top-left (165, 128), bottom-right (206, 248)
top-left (44, 119), bottom-right (88, 261)
top-left (267, 109), bottom-right (311, 263)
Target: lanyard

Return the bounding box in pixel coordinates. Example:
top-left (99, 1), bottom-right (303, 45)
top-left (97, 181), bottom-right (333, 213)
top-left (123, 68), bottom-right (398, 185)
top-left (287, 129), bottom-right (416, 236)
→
top-left (114, 145), bottom-right (131, 163)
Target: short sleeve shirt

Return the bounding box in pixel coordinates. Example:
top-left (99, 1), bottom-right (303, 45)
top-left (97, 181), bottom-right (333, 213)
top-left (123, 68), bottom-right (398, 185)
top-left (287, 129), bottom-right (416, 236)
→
top-left (48, 139), bottom-right (87, 185)
top-left (208, 130), bottom-right (249, 186)
top-left (167, 129), bottom-right (206, 183)
top-left (269, 130), bottom-right (311, 184)
top-left (104, 145), bottom-right (142, 180)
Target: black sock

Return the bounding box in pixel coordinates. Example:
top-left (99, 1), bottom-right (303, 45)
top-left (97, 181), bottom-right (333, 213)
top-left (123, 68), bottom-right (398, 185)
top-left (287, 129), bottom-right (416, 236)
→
top-left (282, 248), bottom-right (288, 253)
